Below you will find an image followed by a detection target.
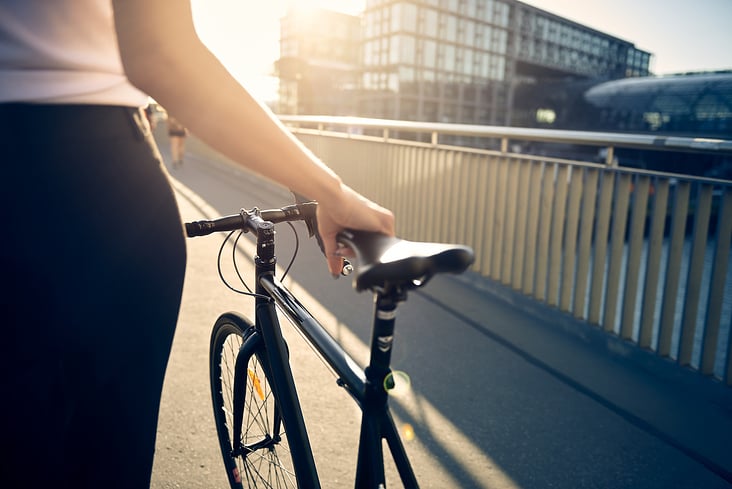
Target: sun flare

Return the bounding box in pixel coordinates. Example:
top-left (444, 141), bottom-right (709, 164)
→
top-left (284, 0), bottom-right (364, 15)
top-left (192, 0), bottom-right (364, 101)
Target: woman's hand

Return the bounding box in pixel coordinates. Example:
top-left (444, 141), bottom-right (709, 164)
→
top-left (316, 184), bottom-right (395, 277)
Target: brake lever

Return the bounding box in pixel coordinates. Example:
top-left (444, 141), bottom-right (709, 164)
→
top-left (291, 191), bottom-right (353, 276)
top-left (292, 191), bottom-right (321, 241)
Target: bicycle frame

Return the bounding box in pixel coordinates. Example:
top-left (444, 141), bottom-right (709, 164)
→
top-left (251, 219), bottom-right (419, 488)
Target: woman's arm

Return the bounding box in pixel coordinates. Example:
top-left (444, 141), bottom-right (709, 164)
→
top-left (112, 0), bottom-right (394, 274)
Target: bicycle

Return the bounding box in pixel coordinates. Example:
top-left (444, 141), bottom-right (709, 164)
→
top-left (185, 199), bottom-right (474, 488)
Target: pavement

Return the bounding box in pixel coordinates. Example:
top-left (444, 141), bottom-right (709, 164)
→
top-left (149, 135), bottom-right (732, 488)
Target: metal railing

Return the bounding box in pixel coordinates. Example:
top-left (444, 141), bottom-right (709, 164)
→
top-left (280, 115), bottom-right (732, 386)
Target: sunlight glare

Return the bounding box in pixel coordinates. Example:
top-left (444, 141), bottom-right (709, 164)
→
top-left (284, 0), bottom-right (364, 16)
top-left (384, 370), bottom-right (412, 397)
top-left (192, 0), bottom-right (364, 102)
top-left (401, 423), bottom-right (416, 442)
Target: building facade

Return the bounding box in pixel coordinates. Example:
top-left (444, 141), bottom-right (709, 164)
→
top-left (359, 0), bottom-right (650, 127)
top-left (276, 8), bottom-right (362, 115)
top-left (277, 1), bottom-right (652, 129)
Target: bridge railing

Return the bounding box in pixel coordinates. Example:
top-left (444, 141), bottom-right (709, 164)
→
top-left (280, 115), bottom-right (732, 386)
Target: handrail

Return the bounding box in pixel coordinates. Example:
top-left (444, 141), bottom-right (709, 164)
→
top-left (278, 117), bottom-right (732, 385)
top-left (278, 115), bottom-right (732, 156)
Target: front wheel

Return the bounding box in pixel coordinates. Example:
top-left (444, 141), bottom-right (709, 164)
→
top-left (209, 312), bottom-right (298, 488)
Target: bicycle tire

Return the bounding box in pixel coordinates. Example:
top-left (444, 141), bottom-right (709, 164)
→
top-left (210, 312), bottom-right (299, 488)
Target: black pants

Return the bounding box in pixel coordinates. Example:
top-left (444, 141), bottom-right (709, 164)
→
top-left (0, 104), bottom-right (187, 487)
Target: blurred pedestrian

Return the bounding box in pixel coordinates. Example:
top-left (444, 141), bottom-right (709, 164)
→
top-left (167, 114), bottom-right (187, 168)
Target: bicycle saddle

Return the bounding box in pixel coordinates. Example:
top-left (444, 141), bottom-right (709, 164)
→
top-left (337, 230), bottom-right (475, 292)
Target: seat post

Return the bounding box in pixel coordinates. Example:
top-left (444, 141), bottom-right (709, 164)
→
top-left (355, 287), bottom-right (407, 488)
top-left (365, 287), bottom-right (405, 386)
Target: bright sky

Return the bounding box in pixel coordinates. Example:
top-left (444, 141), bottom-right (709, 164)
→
top-left (191, 0), bottom-right (732, 102)
top-left (191, 0), bottom-right (364, 101)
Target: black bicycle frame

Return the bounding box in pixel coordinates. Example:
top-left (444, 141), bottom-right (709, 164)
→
top-left (251, 221), bottom-right (419, 488)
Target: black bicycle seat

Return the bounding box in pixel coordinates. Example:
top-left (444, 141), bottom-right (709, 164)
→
top-left (337, 230), bottom-right (475, 292)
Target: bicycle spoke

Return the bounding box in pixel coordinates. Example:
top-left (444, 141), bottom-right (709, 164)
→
top-left (210, 317), bottom-right (300, 488)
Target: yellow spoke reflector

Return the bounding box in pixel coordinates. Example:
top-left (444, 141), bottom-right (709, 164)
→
top-left (248, 369), bottom-right (265, 401)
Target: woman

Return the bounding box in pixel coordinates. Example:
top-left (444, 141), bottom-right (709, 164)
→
top-left (0, 1), bottom-right (394, 487)
top-left (166, 114), bottom-right (188, 168)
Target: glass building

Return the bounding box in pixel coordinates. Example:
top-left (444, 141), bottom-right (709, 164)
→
top-left (359, 0), bottom-right (651, 126)
top-left (510, 71), bottom-right (732, 177)
top-left (277, 1), bottom-right (651, 129)
top-left (511, 71), bottom-right (732, 137)
top-left (583, 72), bottom-right (732, 138)
top-left (276, 8), bottom-right (362, 115)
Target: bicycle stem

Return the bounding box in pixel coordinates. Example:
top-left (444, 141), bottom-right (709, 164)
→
top-left (252, 217), bottom-right (322, 488)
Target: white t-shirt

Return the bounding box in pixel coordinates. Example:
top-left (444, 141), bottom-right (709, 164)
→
top-left (0, 0), bottom-right (148, 106)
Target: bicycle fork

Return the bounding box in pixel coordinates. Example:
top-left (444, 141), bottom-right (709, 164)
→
top-left (355, 289), bottom-right (419, 489)
top-left (231, 329), bottom-right (259, 458)
top-left (231, 329), bottom-right (286, 458)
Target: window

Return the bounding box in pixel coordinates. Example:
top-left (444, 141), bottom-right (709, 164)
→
top-left (455, 47), bottom-right (464, 74)
top-left (491, 56), bottom-right (505, 80)
top-left (493, 28), bottom-right (507, 54)
top-left (423, 8), bottom-right (438, 36)
top-left (388, 73), bottom-right (399, 91)
top-left (423, 39), bottom-right (437, 68)
top-left (399, 66), bottom-right (416, 81)
top-left (402, 2), bottom-right (418, 32)
top-left (364, 41), bottom-right (376, 66)
top-left (478, 52), bottom-right (490, 78)
top-left (445, 15), bottom-right (457, 42)
top-left (464, 20), bottom-right (475, 44)
top-left (482, 0), bottom-right (495, 22)
top-left (464, 1), bottom-right (477, 18)
top-left (443, 44), bottom-right (456, 71)
top-left (402, 35), bottom-right (416, 63)
top-left (365, 12), bottom-right (376, 38)
top-left (482, 25), bottom-right (493, 51)
top-left (494, 2), bottom-right (509, 27)
top-left (391, 4), bottom-right (401, 33)
top-left (442, 0), bottom-right (458, 11)
top-left (362, 72), bottom-right (372, 89)
top-left (389, 34), bottom-right (416, 65)
top-left (463, 49), bottom-right (474, 76)
top-left (389, 35), bottom-right (400, 64)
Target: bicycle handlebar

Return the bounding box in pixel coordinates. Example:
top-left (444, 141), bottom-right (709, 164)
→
top-left (185, 202), bottom-right (319, 238)
top-left (185, 201), bottom-right (475, 290)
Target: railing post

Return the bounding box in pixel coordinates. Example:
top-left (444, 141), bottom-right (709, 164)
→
top-left (501, 137), bottom-right (509, 153)
top-left (605, 146), bottom-right (616, 166)
top-left (431, 131), bottom-right (438, 146)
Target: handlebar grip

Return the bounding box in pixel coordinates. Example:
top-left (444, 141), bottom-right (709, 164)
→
top-left (185, 215), bottom-right (245, 237)
top-left (185, 220), bottom-right (215, 237)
